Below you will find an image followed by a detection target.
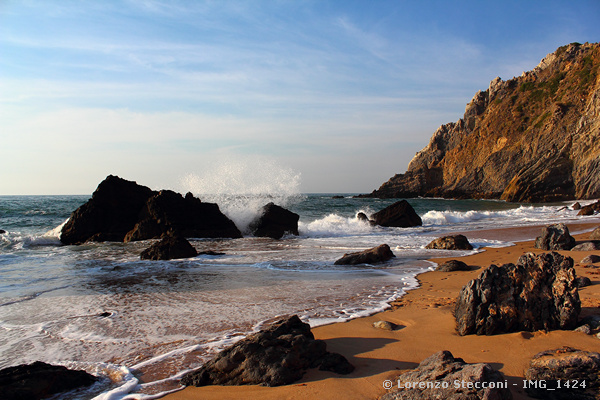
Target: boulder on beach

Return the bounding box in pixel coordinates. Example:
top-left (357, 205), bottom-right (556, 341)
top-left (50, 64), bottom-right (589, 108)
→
top-left (0, 361), bottom-right (98, 400)
top-left (534, 223), bottom-right (575, 250)
top-left (590, 226), bottom-right (600, 240)
top-left (124, 190), bottom-right (242, 241)
top-left (435, 259), bottom-right (470, 272)
top-left (571, 241), bottom-right (600, 251)
top-left (180, 315), bottom-right (354, 387)
top-left (370, 200), bottom-right (422, 228)
top-left (249, 202), bottom-right (299, 239)
top-left (524, 347), bottom-right (600, 400)
top-left (581, 254), bottom-right (600, 264)
top-left (380, 350), bottom-right (512, 400)
top-left (140, 234), bottom-right (198, 261)
top-left (334, 244), bottom-right (395, 265)
top-left (60, 176), bottom-right (242, 245)
top-left (455, 252), bottom-right (580, 336)
top-left (425, 234), bottom-right (473, 250)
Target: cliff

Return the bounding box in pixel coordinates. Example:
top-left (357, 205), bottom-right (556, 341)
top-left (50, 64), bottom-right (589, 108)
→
top-left (364, 42), bottom-right (600, 202)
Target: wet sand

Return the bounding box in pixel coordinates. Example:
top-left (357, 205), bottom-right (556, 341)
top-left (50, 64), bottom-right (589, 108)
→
top-left (163, 220), bottom-right (600, 400)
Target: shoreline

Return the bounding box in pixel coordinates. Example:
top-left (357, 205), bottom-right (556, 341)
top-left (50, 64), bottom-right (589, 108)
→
top-left (163, 220), bottom-right (600, 400)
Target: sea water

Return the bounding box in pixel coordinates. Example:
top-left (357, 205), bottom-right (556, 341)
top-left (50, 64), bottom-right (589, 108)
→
top-left (0, 193), bottom-right (597, 399)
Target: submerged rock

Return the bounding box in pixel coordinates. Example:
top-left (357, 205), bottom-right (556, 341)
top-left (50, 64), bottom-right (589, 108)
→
top-left (370, 200), bottom-right (422, 227)
top-left (249, 202), bottom-right (299, 239)
top-left (0, 361), bottom-right (98, 400)
top-left (334, 244), bottom-right (395, 265)
top-left (380, 350), bottom-right (512, 400)
top-left (455, 252), bottom-right (580, 336)
top-left (425, 234), bottom-right (473, 250)
top-left (180, 315), bottom-right (354, 387)
top-left (140, 234), bottom-right (198, 261)
top-left (524, 347), bottom-right (600, 400)
top-left (534, 223), bottom-right (575, 250)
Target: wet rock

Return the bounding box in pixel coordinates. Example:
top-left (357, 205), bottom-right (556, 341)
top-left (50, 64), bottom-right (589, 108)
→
top-left (249, 202), bottom-right (299, 239)
top-left (436, 260), bottom-right (470, 272)
top-left (576, 276), bottom-right (593, 288)
top-left (140, 234), bottom-right (198, 261)
top-left (572, 241), bottom-right (600, 251)
top-left (581, 255), bottom-right (600, 264)
top-left (125, 190), bottom-right (242, 241)
top-left (0, 229), bottom-right (5, 234)
top-left (197, 250), bottom-right (226, 256)
top-left (572, 202), bottom-right (582, 210)
top-left (0, 361), bottom-right (98, 400)
top-left (334, 244), bottom-right (395, 265)
top-left (425, 234), bottom-right (473, 250)
top-left (357, 212), bottom-right (376, 225)
top-left (455, 252), bottom-right (580, 336)
top-left (370, 200), bottom-right (422, 228)
top-left (524, 347), bottom-right (600, 400)
top-left (380, 350), bottom-right (512, 400)
top-left (180, 315), bottom-right (354, 387)
top-left (534, 223), bottom-right (576, 250)
top-left (578, 200), bottom-right (600, 216)
top-left (373, 321), bottom-right (397, 331)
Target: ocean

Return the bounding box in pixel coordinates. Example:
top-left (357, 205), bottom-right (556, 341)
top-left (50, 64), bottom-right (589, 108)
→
top-left (0, 193), bottom-right (596, 399)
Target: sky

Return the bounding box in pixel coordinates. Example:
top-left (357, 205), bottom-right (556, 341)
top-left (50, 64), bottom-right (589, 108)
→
top-left (1, 0), bottom-right (599, 195)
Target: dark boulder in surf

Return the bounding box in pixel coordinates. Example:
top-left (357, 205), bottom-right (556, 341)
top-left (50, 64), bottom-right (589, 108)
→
top-left (0, 361), bottom-right (98, 400)
top-left (140, 234), bottom-right (198, 261)
top-left (370, 200), bottom-right (422, 228)
top-left (334, 244), bottom-right (395, 265)
top-left (455, 252), bottom-right (580, 336)
top-left (249, 202), bottom-right (299, 239)
top-left (60, 175), bottom-right (242, 245)
top-left (180, 315), bottom-right (354, 387)
top-left (0, 230), bottom-right (5, 234)
top-left (577, 200), bottom-right (600, 216)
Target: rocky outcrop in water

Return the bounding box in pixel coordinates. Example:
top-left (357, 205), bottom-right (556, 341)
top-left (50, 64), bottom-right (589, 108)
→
top-left (334, 244), bottom-right (395, 265)
top-left (0, 361), bottom-right (98, 400)
top-left (455, 252), bottom-right (580, 336)
top-left (249, 202), bottom-right (299, 239)
top-left (370, 200), bottom-right (422, 227)
top-left (380, 350), bottom-right (512, 400)
top-left (362, 42), bottom-right (600, 202)
top-left (180, 315), bottom-right (354, 387)
top-left (140, 234), bottom-right (198, 260)
top-left (534, 223), bottom-right (576, 250)
top-left (524, 347), bottom-right (600, 400)
top-left (579, 201), bottom-right (600, 215)
top-left (425, 234), bottom-right (473, 250)
top-left (60, 175), bottom-right (241, 244)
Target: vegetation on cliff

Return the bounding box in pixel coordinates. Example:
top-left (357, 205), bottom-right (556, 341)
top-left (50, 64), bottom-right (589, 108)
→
top-left (365, 42), bottom-right (600, 202)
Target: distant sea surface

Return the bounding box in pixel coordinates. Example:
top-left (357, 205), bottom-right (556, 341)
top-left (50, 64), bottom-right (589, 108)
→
top-left (0, 194), bottom-right (596, 399)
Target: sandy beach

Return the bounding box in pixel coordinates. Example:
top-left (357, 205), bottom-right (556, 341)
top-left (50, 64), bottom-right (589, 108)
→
top-left (164, 220), bottom-right (600, 400)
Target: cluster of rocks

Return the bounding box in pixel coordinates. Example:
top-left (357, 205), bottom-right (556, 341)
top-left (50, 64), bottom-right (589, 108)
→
top-left (180, 315), bottom-right (353, 387)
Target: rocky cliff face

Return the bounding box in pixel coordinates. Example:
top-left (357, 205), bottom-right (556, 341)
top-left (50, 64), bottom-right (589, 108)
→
top-left (365, 42), bottom-right (600, 202)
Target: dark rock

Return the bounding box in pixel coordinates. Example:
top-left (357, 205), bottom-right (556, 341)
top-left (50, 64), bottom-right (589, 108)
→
top-left (580, 315), bottom-right (600, 330)
top-left (370, 200), bottom-right (422, 227)
top-left (572, 202), bottom-right (582, 210)
top-left (590, 226), bottom-right (600, 240)
top-left (0, 229), bottom-right (5, 234)
top-left (140, 234), bottom-right (198, 261)
top-left (576, 276), bottom-right (593, 288)
top-left (249, 202), bottom-right (299, 239)
top-left (180, 315), bottom-right (353, 387)
top-left (524, 347), bottom-right (600, 400)
top-left (380, 350), bottom-right (512, 400)
top-left (125, 190), bottom-right (242, 241)
top-left (332, 195), bottom-right (344, 199)
top-left (0, 361), bottom-right (98, 400)
top-left (582, 255), bottom-right (600, 264)
top-left (334, 244), bottom-right (395, 265)
top-left (356, 212), bottom-right (375, 226)
top-left (534, 223), bottom-right (576, 250)
top-left (436, 260), bottom-right (470, 272)
top-left (572, 241), bottom-right (600, 251)
top-left (455, 252), bottom-right (580, 336)
top-left (425, 234), bottom-right (473, 250)
top-left (198, 250), bottom-right (226, 256)
top-left (578, 201), bottom-right (600, 216)
top-left (60, 175), bottom-right (155, 244)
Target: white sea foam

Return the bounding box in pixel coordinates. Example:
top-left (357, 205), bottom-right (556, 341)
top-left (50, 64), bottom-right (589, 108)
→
top-left (299, 212), bottom-right (374, 237)
top-left (180, 156), bottom-right (302, 233)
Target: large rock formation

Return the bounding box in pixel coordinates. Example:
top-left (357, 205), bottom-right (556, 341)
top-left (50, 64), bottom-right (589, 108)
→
top-left (363, 42), bottom-right (600, 202)
top-left (380, 351), bottom-right (512, 400)
top-left (0, 361), bottom-right (98, 400)
top-left (249, 202), bottom-right (299, 239)
top-left (180, 315), bottom-right (354, 387)
top-left (370, 200), bottom-right (422, 227)
top-left (455, 252), bottom-right (580, 336)
top-left (60, 176), bottom-right (241, 244)
top-left (534, 223), bottom-right (576, 250)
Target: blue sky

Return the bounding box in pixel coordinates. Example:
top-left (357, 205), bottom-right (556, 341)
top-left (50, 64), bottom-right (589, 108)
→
top-left (1, 0), bottom-right (599, 195)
